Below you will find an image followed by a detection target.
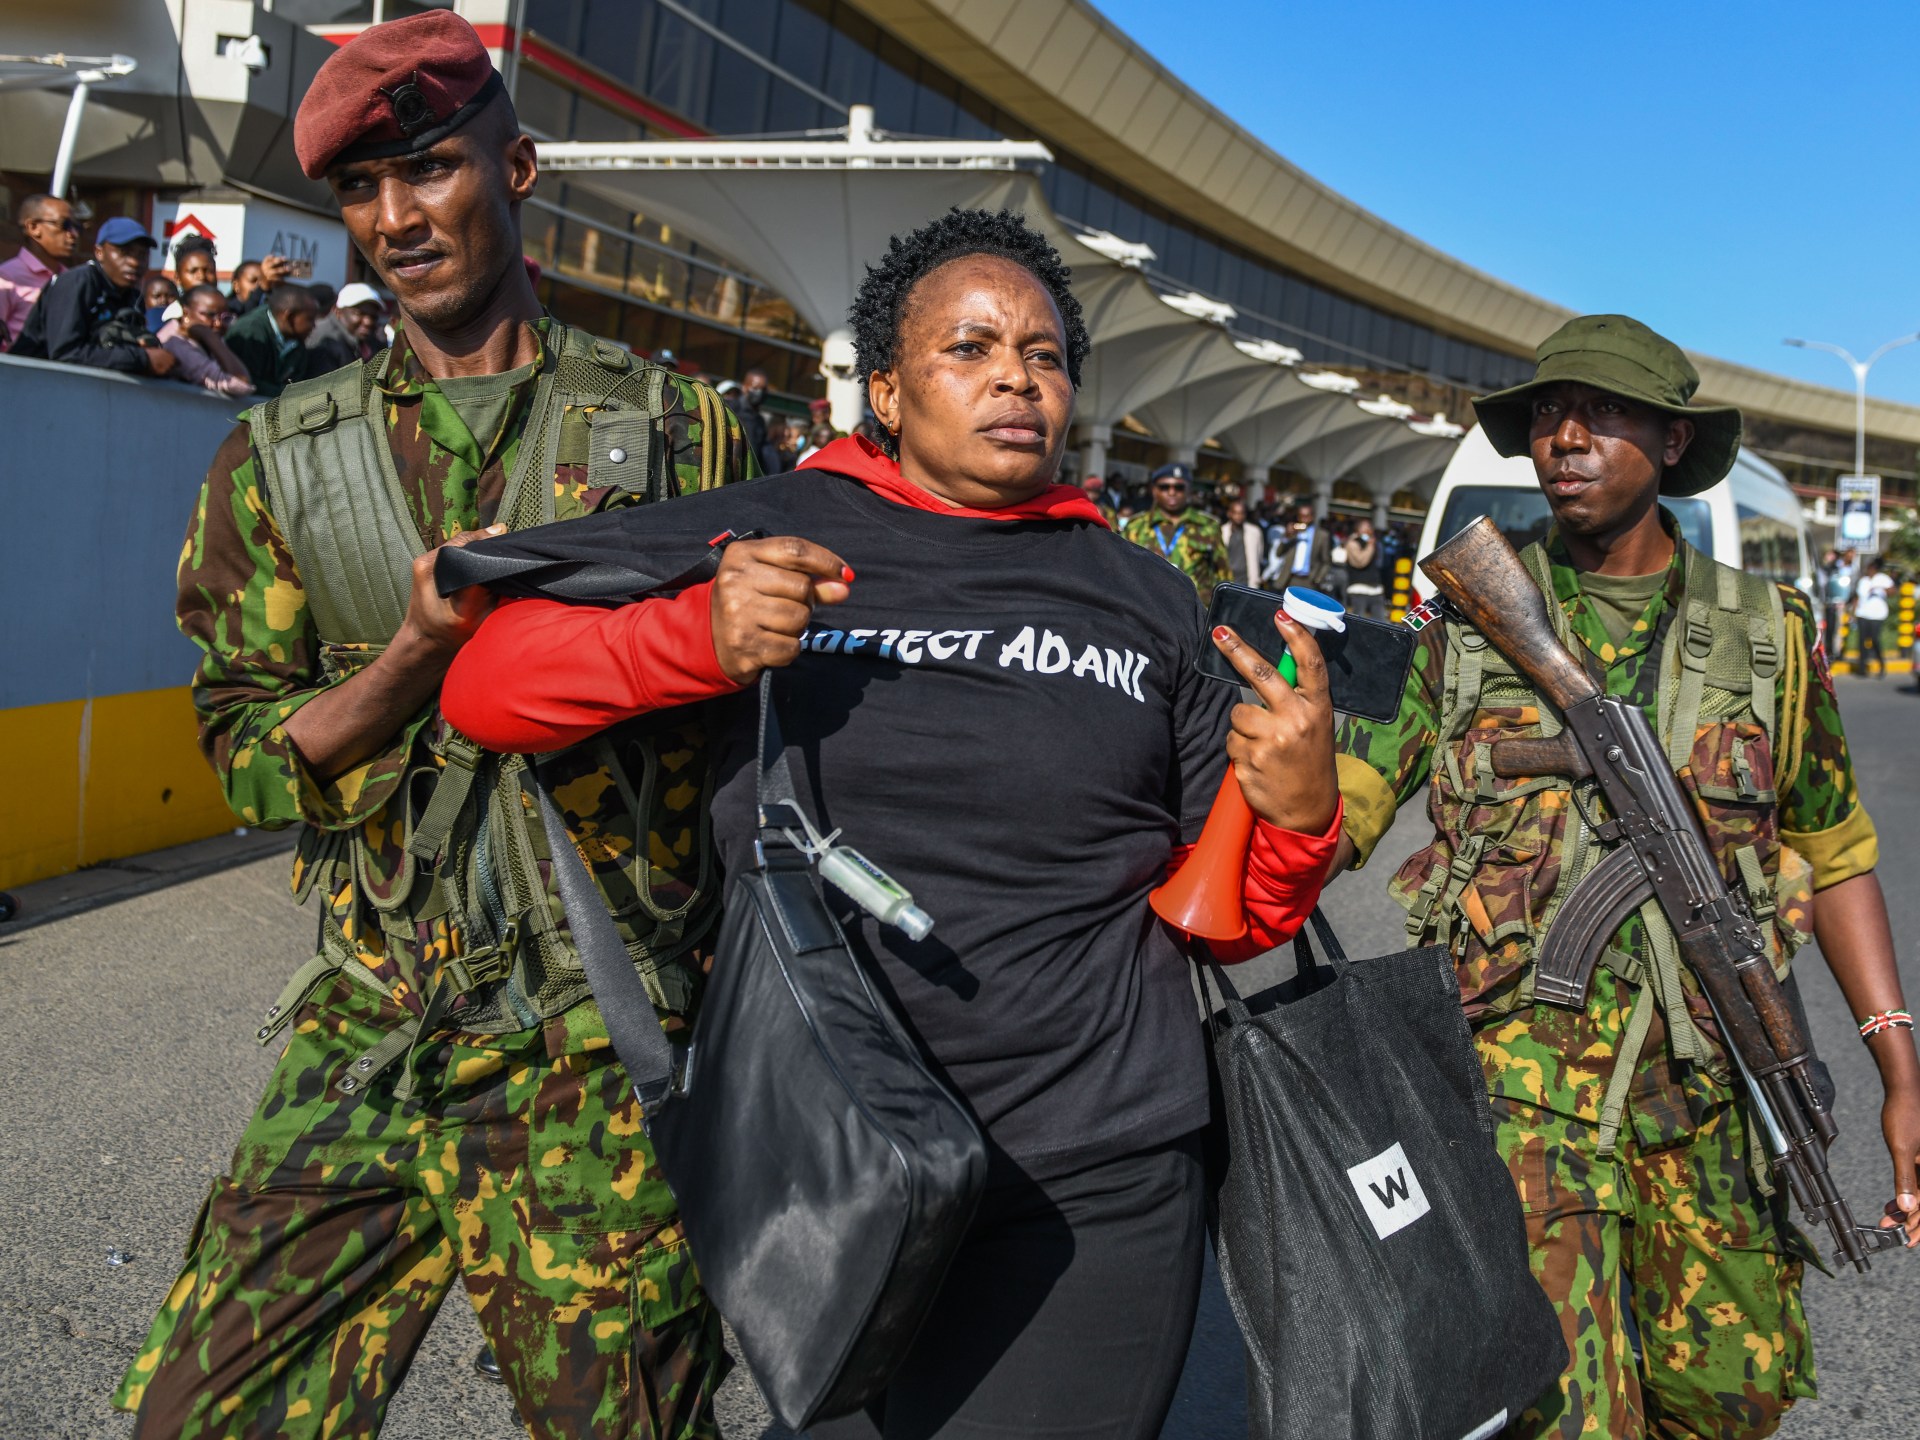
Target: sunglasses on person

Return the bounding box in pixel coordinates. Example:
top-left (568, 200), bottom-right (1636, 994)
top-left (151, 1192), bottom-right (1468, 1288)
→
top-left (1154, 481), bottom-right (1188, 493)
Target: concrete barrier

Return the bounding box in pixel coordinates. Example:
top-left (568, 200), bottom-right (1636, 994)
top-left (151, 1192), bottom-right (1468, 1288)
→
top-left (1, 354), bottom-right (248, 888)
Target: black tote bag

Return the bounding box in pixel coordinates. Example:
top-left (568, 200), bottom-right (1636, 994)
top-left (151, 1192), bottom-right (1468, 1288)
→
top-left (1202, 911), bottom-right (1566, 1440)
top-left (533, 674), bottom-right (987, 1430)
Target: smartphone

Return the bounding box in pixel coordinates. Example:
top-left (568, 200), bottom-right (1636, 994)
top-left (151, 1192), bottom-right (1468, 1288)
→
top-left (1195, 583), bottom-right (1416, 723)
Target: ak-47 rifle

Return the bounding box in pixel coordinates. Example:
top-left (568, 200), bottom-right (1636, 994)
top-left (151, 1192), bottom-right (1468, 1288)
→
top-left (1422, 516), bottom-right (1905, 1272)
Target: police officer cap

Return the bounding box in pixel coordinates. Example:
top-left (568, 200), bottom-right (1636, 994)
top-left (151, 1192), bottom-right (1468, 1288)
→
top-left (1151, 462), bottom-right (1194, 484)
top-left (294, 11), bottom-right (505, 180)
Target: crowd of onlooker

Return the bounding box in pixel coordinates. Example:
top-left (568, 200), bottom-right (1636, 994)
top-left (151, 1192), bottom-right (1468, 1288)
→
top-left (0, 193), bottom-right (872, 487)
top-left (0, 194), bottom-right (853, 468)
top-left (712, 368), bottom-right (846, 476)
top-left (0, 197), bottom-right (1411, 573)
top-left (0, 194), bottom-right (390, 399)
top-left (1077, 466), bottom-right (1417, 613)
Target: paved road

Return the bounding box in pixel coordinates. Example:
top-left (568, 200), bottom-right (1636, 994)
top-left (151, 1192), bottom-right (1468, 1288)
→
top-left (5, 676), bottom-right (1917, 1438)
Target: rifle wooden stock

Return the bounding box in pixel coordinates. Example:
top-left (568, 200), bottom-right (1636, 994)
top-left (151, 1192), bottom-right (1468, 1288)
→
top-left (1420, 517), bottom-right (1600, 712)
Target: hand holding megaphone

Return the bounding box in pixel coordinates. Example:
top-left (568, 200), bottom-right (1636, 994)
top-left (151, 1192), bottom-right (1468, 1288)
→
top-left (1151, 601), bottom-right (1339, 941)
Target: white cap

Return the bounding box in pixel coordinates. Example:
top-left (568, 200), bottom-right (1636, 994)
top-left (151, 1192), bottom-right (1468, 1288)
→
top-left (336, 282), bottom-right (383, 311)
top-left (1282, 585), bottom-right (1346, 633)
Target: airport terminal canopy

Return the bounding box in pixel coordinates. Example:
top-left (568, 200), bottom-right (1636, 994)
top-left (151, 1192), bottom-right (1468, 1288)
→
top-left (541, 106), bottom-right (1462, 512)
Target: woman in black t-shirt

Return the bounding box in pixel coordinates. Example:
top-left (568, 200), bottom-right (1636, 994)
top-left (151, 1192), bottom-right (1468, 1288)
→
top-left (447, 212), bottom-right (1341, 1439)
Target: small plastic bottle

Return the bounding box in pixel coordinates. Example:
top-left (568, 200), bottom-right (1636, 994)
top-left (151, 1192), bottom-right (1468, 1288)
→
top-left (1277, 585), bottom-right (1347, 684)
top-left (819, 846), bottom-right (935, 941)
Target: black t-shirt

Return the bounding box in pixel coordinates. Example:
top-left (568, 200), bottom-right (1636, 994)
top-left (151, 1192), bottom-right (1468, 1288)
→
top-left (691, 470), bottom-right (1233, 1176)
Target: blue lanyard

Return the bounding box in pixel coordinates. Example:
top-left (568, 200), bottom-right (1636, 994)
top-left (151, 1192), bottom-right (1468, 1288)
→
top-left (1153, 522), bottom-right (1187, 557)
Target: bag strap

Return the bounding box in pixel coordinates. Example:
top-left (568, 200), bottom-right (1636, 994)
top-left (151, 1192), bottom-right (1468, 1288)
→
top-left (1289, 907), bottom-right (1343, 967)
top-left (1304, 908), bottom-right (1348, 963)
top-left (1200, 906), bottom-right (1346, 1038)
top-left (534, 671), bottom-right (811, 1114)
top-left (1197, 942), bottom-right (1252, 1038)
top-left (531, 768), bottom-right (676, 1114)
top-left (756, 672), bottom-right (807, 836)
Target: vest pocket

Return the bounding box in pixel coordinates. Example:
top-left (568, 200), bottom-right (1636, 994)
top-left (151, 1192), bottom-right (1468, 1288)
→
top-left (1770, 844), bottom-right (1815, 964)
top-left (1686, 722), bottom-right (1778, 808)
top-left (350, 762), bottom-right (436, 917)
top-left (1397, 724), bottom-right (1575, 1009)
top-left (1682, 722), bottom-right (1799, 963)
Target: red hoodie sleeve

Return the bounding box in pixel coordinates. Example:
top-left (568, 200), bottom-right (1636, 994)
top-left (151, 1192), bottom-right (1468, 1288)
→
top-left (441, 584), bottom-right (742, 752)
top-left (1165, 798), bottom-right (1343, 964)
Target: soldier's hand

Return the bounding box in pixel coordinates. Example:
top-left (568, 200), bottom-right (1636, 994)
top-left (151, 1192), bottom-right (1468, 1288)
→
top-left (711, 536), bottom-right (852, 685)
top-left (1879, 1085), bottom-right (1920, 1247)
top-left (143, 343), bottom-right (179, 377)
top-left (260, 254), bottom-right (292, 286)
top-left (403, 526), bottom-right (506, 656)
top-left (1211, 611), bottom-right (1338, 834)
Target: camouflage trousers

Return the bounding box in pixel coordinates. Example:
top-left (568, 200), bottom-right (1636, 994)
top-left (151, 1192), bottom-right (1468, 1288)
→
top-left (1488, 1039), bottom-right (1816, 1439)
top-left (112, 973), bottom-right (725, 1439)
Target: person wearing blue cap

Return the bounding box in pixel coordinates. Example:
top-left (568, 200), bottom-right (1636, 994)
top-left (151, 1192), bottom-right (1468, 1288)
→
top-left (10, 216), bottom-right (177, 376)
top-left (1121, 460), bottom-right (1232, 604)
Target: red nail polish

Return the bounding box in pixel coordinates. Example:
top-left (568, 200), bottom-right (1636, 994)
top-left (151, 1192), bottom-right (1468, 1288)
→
top-left (1212, 626), bottom-right (1230, 642)
top-left (842, 565), bottom-right (856, 583)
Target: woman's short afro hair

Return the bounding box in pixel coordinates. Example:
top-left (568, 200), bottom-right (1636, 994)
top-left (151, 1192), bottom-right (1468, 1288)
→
top-left (851, 208), bottom-right (1090, 457)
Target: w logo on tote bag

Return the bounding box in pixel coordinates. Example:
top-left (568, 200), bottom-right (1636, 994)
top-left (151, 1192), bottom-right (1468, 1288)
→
top-left (1346, 1142), bottom-right (1431, 1240)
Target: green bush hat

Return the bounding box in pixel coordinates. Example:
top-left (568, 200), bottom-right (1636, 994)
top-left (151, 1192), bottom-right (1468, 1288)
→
top-left (1472, 314), bottom-right (1743, 497)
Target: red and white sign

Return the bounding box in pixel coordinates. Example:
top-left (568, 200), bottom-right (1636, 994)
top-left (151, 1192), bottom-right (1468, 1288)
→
top-left (152, 198), bottom-right (351, 289)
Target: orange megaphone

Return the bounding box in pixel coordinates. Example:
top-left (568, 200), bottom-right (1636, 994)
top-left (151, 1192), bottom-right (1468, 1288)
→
top-left (1150, 771), bottom-right (1253, 941)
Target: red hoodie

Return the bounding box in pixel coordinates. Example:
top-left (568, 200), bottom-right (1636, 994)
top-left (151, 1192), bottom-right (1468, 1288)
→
top-left (799, 434), bottom-right (1113, 526)
top-left (440, 439), bottom-right (1335, 959)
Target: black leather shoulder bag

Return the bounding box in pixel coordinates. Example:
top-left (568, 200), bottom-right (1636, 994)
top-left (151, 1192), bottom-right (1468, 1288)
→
top-left (533, 672), bottom-right (986, 1430)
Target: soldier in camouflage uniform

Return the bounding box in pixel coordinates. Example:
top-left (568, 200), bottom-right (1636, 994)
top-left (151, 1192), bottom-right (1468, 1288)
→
top-left (1333, 316), bottom-right (1920, 1438)
top-left (1121, 460), bottom-right (1232, 604)
top-left (111, 15), bottom-right (754, 1439)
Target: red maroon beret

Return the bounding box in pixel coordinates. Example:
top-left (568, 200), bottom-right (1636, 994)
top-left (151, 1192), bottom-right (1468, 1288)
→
top-left (295, 11), bottom-right (504, 179)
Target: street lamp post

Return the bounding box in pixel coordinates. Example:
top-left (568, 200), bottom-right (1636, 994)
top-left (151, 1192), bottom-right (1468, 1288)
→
top-left (1782, 331), bottom-right (1920, 481)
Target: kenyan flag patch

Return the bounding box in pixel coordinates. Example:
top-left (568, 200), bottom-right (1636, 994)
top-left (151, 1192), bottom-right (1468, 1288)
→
top-left (1402, 597), bottom-right (1448, 632)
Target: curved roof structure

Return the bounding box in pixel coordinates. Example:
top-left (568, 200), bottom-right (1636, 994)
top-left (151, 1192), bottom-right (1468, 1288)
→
top-left (546, 118), bottom-right (1463, 499)
top-left (853, 0), bottom-right (1920, 446)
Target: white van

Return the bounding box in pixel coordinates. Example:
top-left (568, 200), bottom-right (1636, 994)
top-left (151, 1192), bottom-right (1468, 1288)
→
top-left (1412, 427), bottom-right (1812, 602)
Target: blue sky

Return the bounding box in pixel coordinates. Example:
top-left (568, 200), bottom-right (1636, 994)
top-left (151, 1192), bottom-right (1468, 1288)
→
top-left (1097, 1), bottom-right (1920, 408)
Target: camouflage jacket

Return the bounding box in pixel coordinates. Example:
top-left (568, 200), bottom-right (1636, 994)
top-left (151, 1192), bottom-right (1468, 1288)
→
top-left (177, 321), bottom-right (754, 1018)
top-left (1121, 507), bottom-right (1233, 605)
top-left (1336, 526), bottom-right (1878, 1126)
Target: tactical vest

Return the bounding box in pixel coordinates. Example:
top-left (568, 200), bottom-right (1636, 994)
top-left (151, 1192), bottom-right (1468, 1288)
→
top-left (248, 323), bottom-right (730, 1074)
top-left (1398, 540), bottom-right (1816, 1151)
